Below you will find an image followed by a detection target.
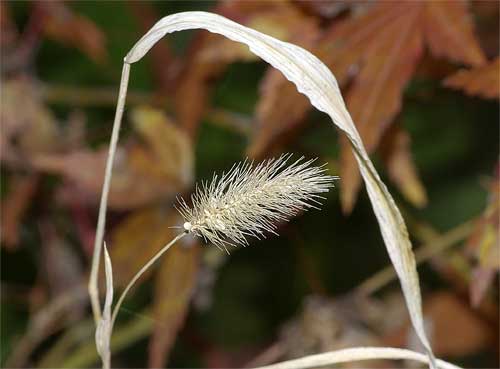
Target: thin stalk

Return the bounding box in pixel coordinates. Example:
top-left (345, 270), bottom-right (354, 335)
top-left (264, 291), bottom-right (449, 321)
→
top-left (356, 220), bottom-right (474, 296)
top-left (110, 232), bottom-right (186, 329)
top-left (89, 62), bottom-right (131, 324)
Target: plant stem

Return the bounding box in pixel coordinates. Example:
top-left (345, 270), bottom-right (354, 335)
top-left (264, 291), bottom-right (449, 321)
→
top-left (40, 84), bottom-right (252, 136)
top-left (40, 84), bottom-right (152, 107)
top-left (110, 232), bottom-right (186, 329)
top-left (89, 62), bottom-right (131, 324)
top-left (52, 311), bottom-right (153, 369)
top-left (356, 220), bottom-right (474, 296)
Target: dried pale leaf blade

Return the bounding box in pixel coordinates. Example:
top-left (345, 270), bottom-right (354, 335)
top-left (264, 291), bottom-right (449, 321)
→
top-left (254, 347), bottom-right (461, 369)
top-left (124, 11), bottom-right (436, 366)
top-left (149, 238), bottom-right (199, 367)
top-left (443, 57), bottom-right (500, 99)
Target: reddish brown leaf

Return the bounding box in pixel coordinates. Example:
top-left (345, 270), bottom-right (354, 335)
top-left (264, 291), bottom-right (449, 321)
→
top-left (1, 175), bottom-right (38, 249)
top-left (423, 0), bottom-right (486, 67)
top-left (380, 125), bottom-right (427, 208)
top-left (247, 69), bottom-right (311, 159)
top-left (422, 292), bottom-right (494, 356)
top-left (148, 237), bottom-right (200, 367)
top-left (247, 2), bottom-right (401, 158)
top-left (39, 1), bottom-right (107, 63)
top-left (339, 3), bottom-right (424, 213)
top-left (317, 3), bottom-right (414, 85)
top-left (249, 1), bottom-right (486, 212)
top-left (0, 1), bottom-right (17, 47)
top-left (471, 1), bottom-right (500, 58)
top-left (33, 107), bottom-right (193, 209)
top-left (444, 57), bottom-right (500, 99)
top-left (109, 208), bottom-right (184, 287)
top-left (384, 291), bottom-right (495, 357)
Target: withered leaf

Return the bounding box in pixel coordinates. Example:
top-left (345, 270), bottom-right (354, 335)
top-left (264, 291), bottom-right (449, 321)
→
top-left (380, 125), bottom-right (427, 208)
top-left (149, 236), bottom-right (199, 368)
top-left (33, 107), bottom-right (193, 210)
top-left (1, 175), bottom-right (39, 249)
top-left (444, 57), bottom-right (500, 99)
top-left (1, 78), bottom-right (61, 168)
top-left (249, 3), bottom-right (418, 159)
top-left (130, 106), bottom-right (194, 187)
top-left (423, 0), bottom-right (486, 67)
top-left (250, 1), bottom-right (486, 212)
top-left (39, 1), bottom-right (107, 63)
top-left (109, 207), bottom-right (183, 288)
top-left (0, 1), bottom-right (17, 47)
top-left (389, 291), bottom-right (495, 356)
top-left (339, 3), bottom-right (424, 213)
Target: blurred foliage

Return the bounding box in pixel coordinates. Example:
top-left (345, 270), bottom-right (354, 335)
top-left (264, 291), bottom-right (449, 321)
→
top-left (1, 1), bottom-right (498, 368)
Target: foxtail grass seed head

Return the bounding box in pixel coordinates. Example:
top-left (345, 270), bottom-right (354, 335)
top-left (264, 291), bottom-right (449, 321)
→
top-left (177, 154), bottom-right (337, 250)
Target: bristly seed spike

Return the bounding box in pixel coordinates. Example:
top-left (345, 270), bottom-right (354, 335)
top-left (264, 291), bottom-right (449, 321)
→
top-left (176, 155), bottom-right (338, 249)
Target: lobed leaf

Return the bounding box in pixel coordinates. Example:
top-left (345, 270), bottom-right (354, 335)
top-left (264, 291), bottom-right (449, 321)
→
top-left (248, 1), bottom-right (486, 210)
top-left (338, 3), bottom-right (424, 213)
top-left (444, 57), bottom-right (500, 99)
top-left (423, 0), bottom-right (486, 67)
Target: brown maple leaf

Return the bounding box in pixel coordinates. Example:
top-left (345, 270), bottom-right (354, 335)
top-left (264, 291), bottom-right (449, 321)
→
top-left (249, 1), bottom-right (486, 213)
top-left (444, 57), bottom-right (500, 99)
